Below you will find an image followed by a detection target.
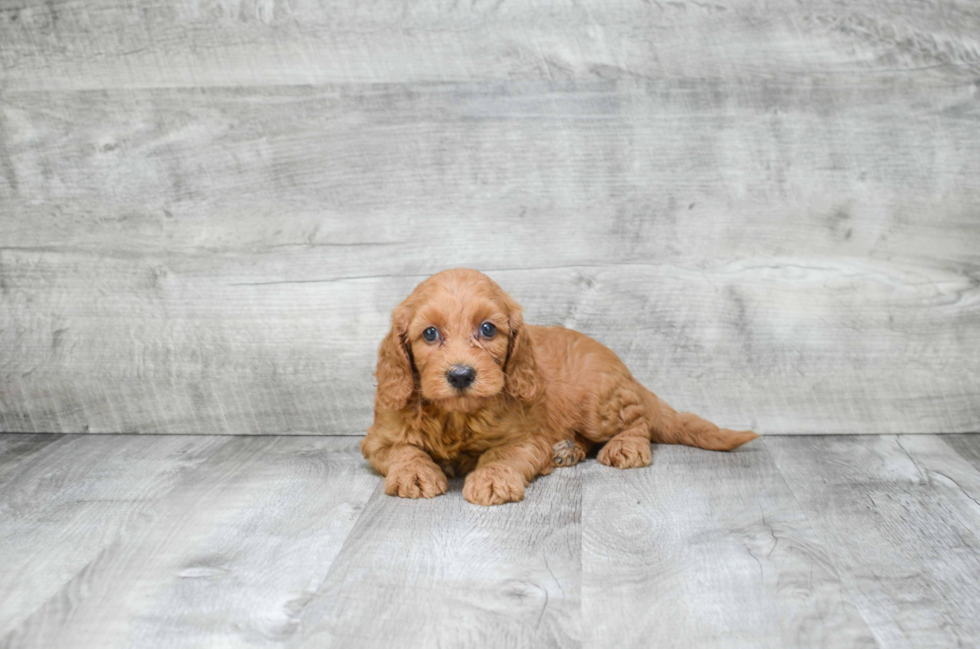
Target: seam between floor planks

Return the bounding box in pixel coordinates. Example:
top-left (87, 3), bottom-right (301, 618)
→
top-left (4, 434), bottom-right (980, 648)
top-left (0, 435), bottom-right (379, 649)
top-left (766, 434), bottom-right (980, 649)
top-left (758, 438), bottom-right (886, 648)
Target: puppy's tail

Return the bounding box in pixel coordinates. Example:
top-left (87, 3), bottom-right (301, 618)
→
top-left (640, 386), bottom-right (758, 451)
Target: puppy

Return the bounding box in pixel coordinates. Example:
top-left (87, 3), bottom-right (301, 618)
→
top-left (361, 268), bottom-right (758, 506)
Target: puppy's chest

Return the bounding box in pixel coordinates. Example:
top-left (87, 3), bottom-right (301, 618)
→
top-left (421, 411), bottom-right (509, 461)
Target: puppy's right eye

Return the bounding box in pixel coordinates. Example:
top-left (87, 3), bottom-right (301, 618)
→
top-left (422, 327), bottom-right (439, 342)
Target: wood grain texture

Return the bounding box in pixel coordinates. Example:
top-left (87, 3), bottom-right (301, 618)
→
top-left (0, 433), bottom-right (68, 488)
top-left (290, 467), bottom-right (582, 649)
top-left (2, 0), bottom-right (980, 435)
top-left (941, 434), bottom-right (980, 476)
top-left (5, 433), bottom-right (980, 647)
top-left (581, 440), bottom-right (875, 648)
top-left (0, 434), bottom-right (228, 637)
top-left (1, 0), bottom-right (979, 89)
top-left (0, 434), bottom-right (377, 648)
top-left (767, 435), bottom-right (980, 649)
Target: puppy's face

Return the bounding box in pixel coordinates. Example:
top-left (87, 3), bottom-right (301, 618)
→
top-left (374, 268), bottom-right (539, 414)
top-left (405, 277), bottom-right (512, 413)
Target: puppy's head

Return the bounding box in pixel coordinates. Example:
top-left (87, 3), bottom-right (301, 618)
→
top-left (374, 268), bottom-right (539, 413)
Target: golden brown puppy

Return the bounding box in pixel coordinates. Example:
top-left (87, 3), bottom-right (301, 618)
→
top-left (361, 268), bottom-right (758, 506)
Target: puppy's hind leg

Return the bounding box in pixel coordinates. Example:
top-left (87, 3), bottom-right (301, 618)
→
top-left (552, 435), bottom-right (591, 468)
top-left (596, 385), bottom-right (653, 469)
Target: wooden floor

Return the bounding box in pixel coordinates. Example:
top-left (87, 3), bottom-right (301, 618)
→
top-left (2, 433), bottom-right (980, 648)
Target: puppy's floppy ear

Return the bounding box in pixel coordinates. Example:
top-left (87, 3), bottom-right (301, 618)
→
top-left (374, 304), bottom-right (415, 411)
top-left (504, 303), bottom-right (541, 402)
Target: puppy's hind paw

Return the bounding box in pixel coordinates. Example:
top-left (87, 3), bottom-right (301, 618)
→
top-left (552, 439), bottom-right (586, 468)
top-left (597, 436), bottom-right (652, 469)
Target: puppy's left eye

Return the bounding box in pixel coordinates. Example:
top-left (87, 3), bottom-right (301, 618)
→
top-left (479, 322), bottom-right (497, 338)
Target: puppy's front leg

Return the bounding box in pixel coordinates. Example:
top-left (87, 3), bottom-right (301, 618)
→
top-left (463, 437), bottom-right (552, 506)
top-left (364, 441), bottom-right (449, 499)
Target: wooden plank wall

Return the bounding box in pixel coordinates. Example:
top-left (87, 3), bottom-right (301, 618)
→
top-left (1, 0), bottom-right (978, 435)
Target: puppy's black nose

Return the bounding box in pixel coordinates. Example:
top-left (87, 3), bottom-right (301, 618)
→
top-left (446, 365), bottom-right (476, 390)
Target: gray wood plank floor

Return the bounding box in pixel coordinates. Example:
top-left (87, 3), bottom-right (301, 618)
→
top-left (4, 434), bottom-right (980, 648)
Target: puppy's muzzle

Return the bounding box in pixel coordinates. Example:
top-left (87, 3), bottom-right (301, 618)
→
top-left (446, 364), bottom-right (477, 390)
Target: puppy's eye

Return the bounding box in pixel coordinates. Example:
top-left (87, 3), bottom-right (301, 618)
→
top-left (480, 322), bottom-right (497, 338)
top-left (422, 327), bottom-right (439, 343)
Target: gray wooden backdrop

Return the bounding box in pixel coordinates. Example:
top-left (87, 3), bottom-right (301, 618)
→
top-left (1, 0), bottom-right (978, 435)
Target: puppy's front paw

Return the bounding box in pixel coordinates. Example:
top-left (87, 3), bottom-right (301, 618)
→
top-left (597, 436), bottom-right (652, 469)
top-left (385, 461), bottom-right (448, 499)
top-left (463, 464), bottom-right (526, 506)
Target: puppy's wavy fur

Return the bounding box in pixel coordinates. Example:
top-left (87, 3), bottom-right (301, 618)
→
top-left (361, 268), bottom-right (758, 506)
